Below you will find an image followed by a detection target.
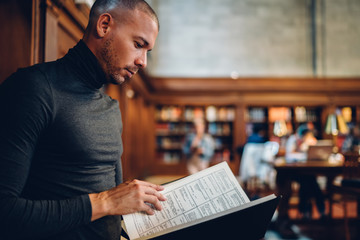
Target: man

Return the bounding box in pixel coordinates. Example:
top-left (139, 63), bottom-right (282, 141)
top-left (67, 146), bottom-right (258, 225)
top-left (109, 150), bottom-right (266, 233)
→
top-left (0, 0), bottom-right (165, 239)
top-left (285, 124), bottom-right (325, 217)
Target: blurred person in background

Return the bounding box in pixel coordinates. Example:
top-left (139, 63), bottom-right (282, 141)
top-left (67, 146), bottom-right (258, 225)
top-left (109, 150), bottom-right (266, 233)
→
top-left (285, 124), bottom-right (326, 219)
top-left (183, 118), bottom-right (215, 174)
top-left (247, 123), bottom-right (267, 144)
top-left (342, 124), bottom-right (360, 153)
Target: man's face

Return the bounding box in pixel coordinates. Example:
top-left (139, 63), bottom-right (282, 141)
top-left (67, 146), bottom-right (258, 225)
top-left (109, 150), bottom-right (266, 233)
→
top-left (195, 122), bottom-right (205, 135)
top-left (99, 9), bottom-right (158, 85)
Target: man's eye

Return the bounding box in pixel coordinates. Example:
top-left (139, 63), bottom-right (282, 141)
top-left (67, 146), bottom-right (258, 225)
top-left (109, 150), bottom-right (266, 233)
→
top-left (135, 42), bottom-right (142, 48)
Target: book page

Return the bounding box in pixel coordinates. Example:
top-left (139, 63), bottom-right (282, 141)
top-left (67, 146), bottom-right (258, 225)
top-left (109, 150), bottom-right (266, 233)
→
top-left (123, 162), bottom-right (250, 240)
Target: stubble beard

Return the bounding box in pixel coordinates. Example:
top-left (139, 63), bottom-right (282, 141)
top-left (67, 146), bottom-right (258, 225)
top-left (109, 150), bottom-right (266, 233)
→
top-left (100, 37), bottom-right (126, 85)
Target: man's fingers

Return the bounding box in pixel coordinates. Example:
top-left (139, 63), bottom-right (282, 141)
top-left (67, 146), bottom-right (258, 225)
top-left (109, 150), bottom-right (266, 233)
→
top-left (144, 187), bottom-right (167, 201)
top-left (143, 195), bottom-right (163, 212)
top-left (143, 203), bottom-right (155, 215)
top-left (103, 180), bottom-right (167, 216)
top-left (130, 179), bottom-right (166, 202)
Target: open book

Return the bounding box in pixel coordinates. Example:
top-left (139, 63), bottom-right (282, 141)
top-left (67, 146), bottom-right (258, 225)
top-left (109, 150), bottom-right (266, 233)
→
top-left (123, 161), bottom-right (279, 240)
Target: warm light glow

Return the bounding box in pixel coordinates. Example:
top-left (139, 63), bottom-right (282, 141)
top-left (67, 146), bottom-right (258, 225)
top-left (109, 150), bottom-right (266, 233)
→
top-left (273, 120), bottom-right (288, 137)
top-left (230, 71), bottom-right (239, 79)
top-left (268, 107), bottom-right (291, 122)
top-left (126, 88), bottom-right (135, 99)
top-left (341, 107), bottom-right (352, 122)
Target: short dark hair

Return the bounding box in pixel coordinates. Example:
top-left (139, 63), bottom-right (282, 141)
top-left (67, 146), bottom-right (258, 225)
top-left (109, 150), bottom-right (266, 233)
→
top-left (252, 123), bottom-right (264, 134)
top-left (87, 0), bottom-right (159, 30)
top-left (298, 128), bottom-right (310, 137)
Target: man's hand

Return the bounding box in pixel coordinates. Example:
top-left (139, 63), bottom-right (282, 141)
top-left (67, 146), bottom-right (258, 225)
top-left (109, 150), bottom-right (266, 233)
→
top-left (89, 180), bottom-right (166, 221)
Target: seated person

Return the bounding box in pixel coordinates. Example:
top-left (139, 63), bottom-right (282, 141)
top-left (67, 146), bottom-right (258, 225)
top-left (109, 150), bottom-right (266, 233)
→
top-left (285, 125), bottom-right (326, 219)
top-left (285, 124), bottom-right (317, 162)
top-left (236, 124), bottom-right (267, 156)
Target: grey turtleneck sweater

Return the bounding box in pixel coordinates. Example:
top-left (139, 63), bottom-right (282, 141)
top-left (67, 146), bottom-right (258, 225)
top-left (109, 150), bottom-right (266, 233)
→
top-left (0, 41), bottom-right (123, 240)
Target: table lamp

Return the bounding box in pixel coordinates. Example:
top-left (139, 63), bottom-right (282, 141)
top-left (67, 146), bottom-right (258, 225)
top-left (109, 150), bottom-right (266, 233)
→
top-left (273, 120), bottom-right (288, 137)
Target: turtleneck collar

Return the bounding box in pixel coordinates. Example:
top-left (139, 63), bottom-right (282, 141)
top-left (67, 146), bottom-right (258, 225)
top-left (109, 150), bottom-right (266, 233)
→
top-left (63, 40), bottom-right (107, 89)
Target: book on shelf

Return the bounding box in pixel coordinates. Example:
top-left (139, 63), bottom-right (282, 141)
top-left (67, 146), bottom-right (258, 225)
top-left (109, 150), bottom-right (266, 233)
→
top-left (122, 162), bottom-right (280, 240)
top-left (157, 106), bottom-right (182, 121)
top-left (247, 107), bottom-right (266, 122)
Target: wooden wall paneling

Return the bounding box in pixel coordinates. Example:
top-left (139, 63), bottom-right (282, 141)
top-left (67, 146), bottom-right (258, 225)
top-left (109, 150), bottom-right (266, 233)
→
top-left (56, 14), bottom-right (84, 42)
top-left (119, 86), bottom-right (133, 181)
top-left (151, 91), bottom-right (360, 108)
top-left (231, 104), bottom-right (246, 175)
top-left (141, 102), bottom-right (156, 178)
top-left (125, 90), bottom-right (145, 179)
top-left (0, 0), bottom-right (33, 82)
top-left (148, 77), bottom-right (360, 94)
top-left (57, 25), bottom-right (78, 58)
top-left (150, 94), bottom-right (241, 106)
top-left (129, 92), bottom-right (159, 179)
top-left (56, 7), bottom-right (84, 56)
top-left (31, 0), bottom-right (46, 65)
top-left (75, 2), bottom-right (90, 20)
top-left (135, 96), bottom-right (146, 178)
top-left (118, 86), bottom-right (132, 181)
top-left (129, 74), bottom-right (152, 100)
top-left (44, 6), bottom-right (58, 62)
top-left (332, 94), bottom-right (360, 106)
top-left (241, 93), bottom-right (331, 106)
top-left (127, 96), bottom-right (138, 179)
top-left (58, 0), bottom-right (88, 30)
top-left (44, 0), bottom-right (86, 62)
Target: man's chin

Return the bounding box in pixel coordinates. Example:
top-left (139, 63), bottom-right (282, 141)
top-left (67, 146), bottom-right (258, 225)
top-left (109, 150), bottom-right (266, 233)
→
top-left (110, 76), bottom-right (127, 85)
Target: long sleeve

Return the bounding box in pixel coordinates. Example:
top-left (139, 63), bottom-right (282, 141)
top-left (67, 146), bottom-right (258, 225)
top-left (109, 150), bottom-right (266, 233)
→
top-left (0, 69), bottom-right (92, 239)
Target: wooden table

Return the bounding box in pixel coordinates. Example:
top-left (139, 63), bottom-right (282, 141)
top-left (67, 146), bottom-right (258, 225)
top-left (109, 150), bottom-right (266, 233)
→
top-left (274, 160), bottom-right (343, 219)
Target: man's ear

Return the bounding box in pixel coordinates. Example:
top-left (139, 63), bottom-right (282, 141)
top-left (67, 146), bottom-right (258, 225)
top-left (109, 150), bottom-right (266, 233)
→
top-left (96, 13), bottom-right (112, 37)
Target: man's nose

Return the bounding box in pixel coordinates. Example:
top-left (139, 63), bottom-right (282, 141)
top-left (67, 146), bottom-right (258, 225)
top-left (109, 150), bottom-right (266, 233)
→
top-left (135, 51), bottom-right (147, 68)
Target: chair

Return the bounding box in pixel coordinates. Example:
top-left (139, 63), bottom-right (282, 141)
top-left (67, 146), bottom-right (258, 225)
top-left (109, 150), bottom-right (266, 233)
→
top-left (331, 152), bottom-right (360, 240)
top-left (239, 141), bottom-right (279, 197)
